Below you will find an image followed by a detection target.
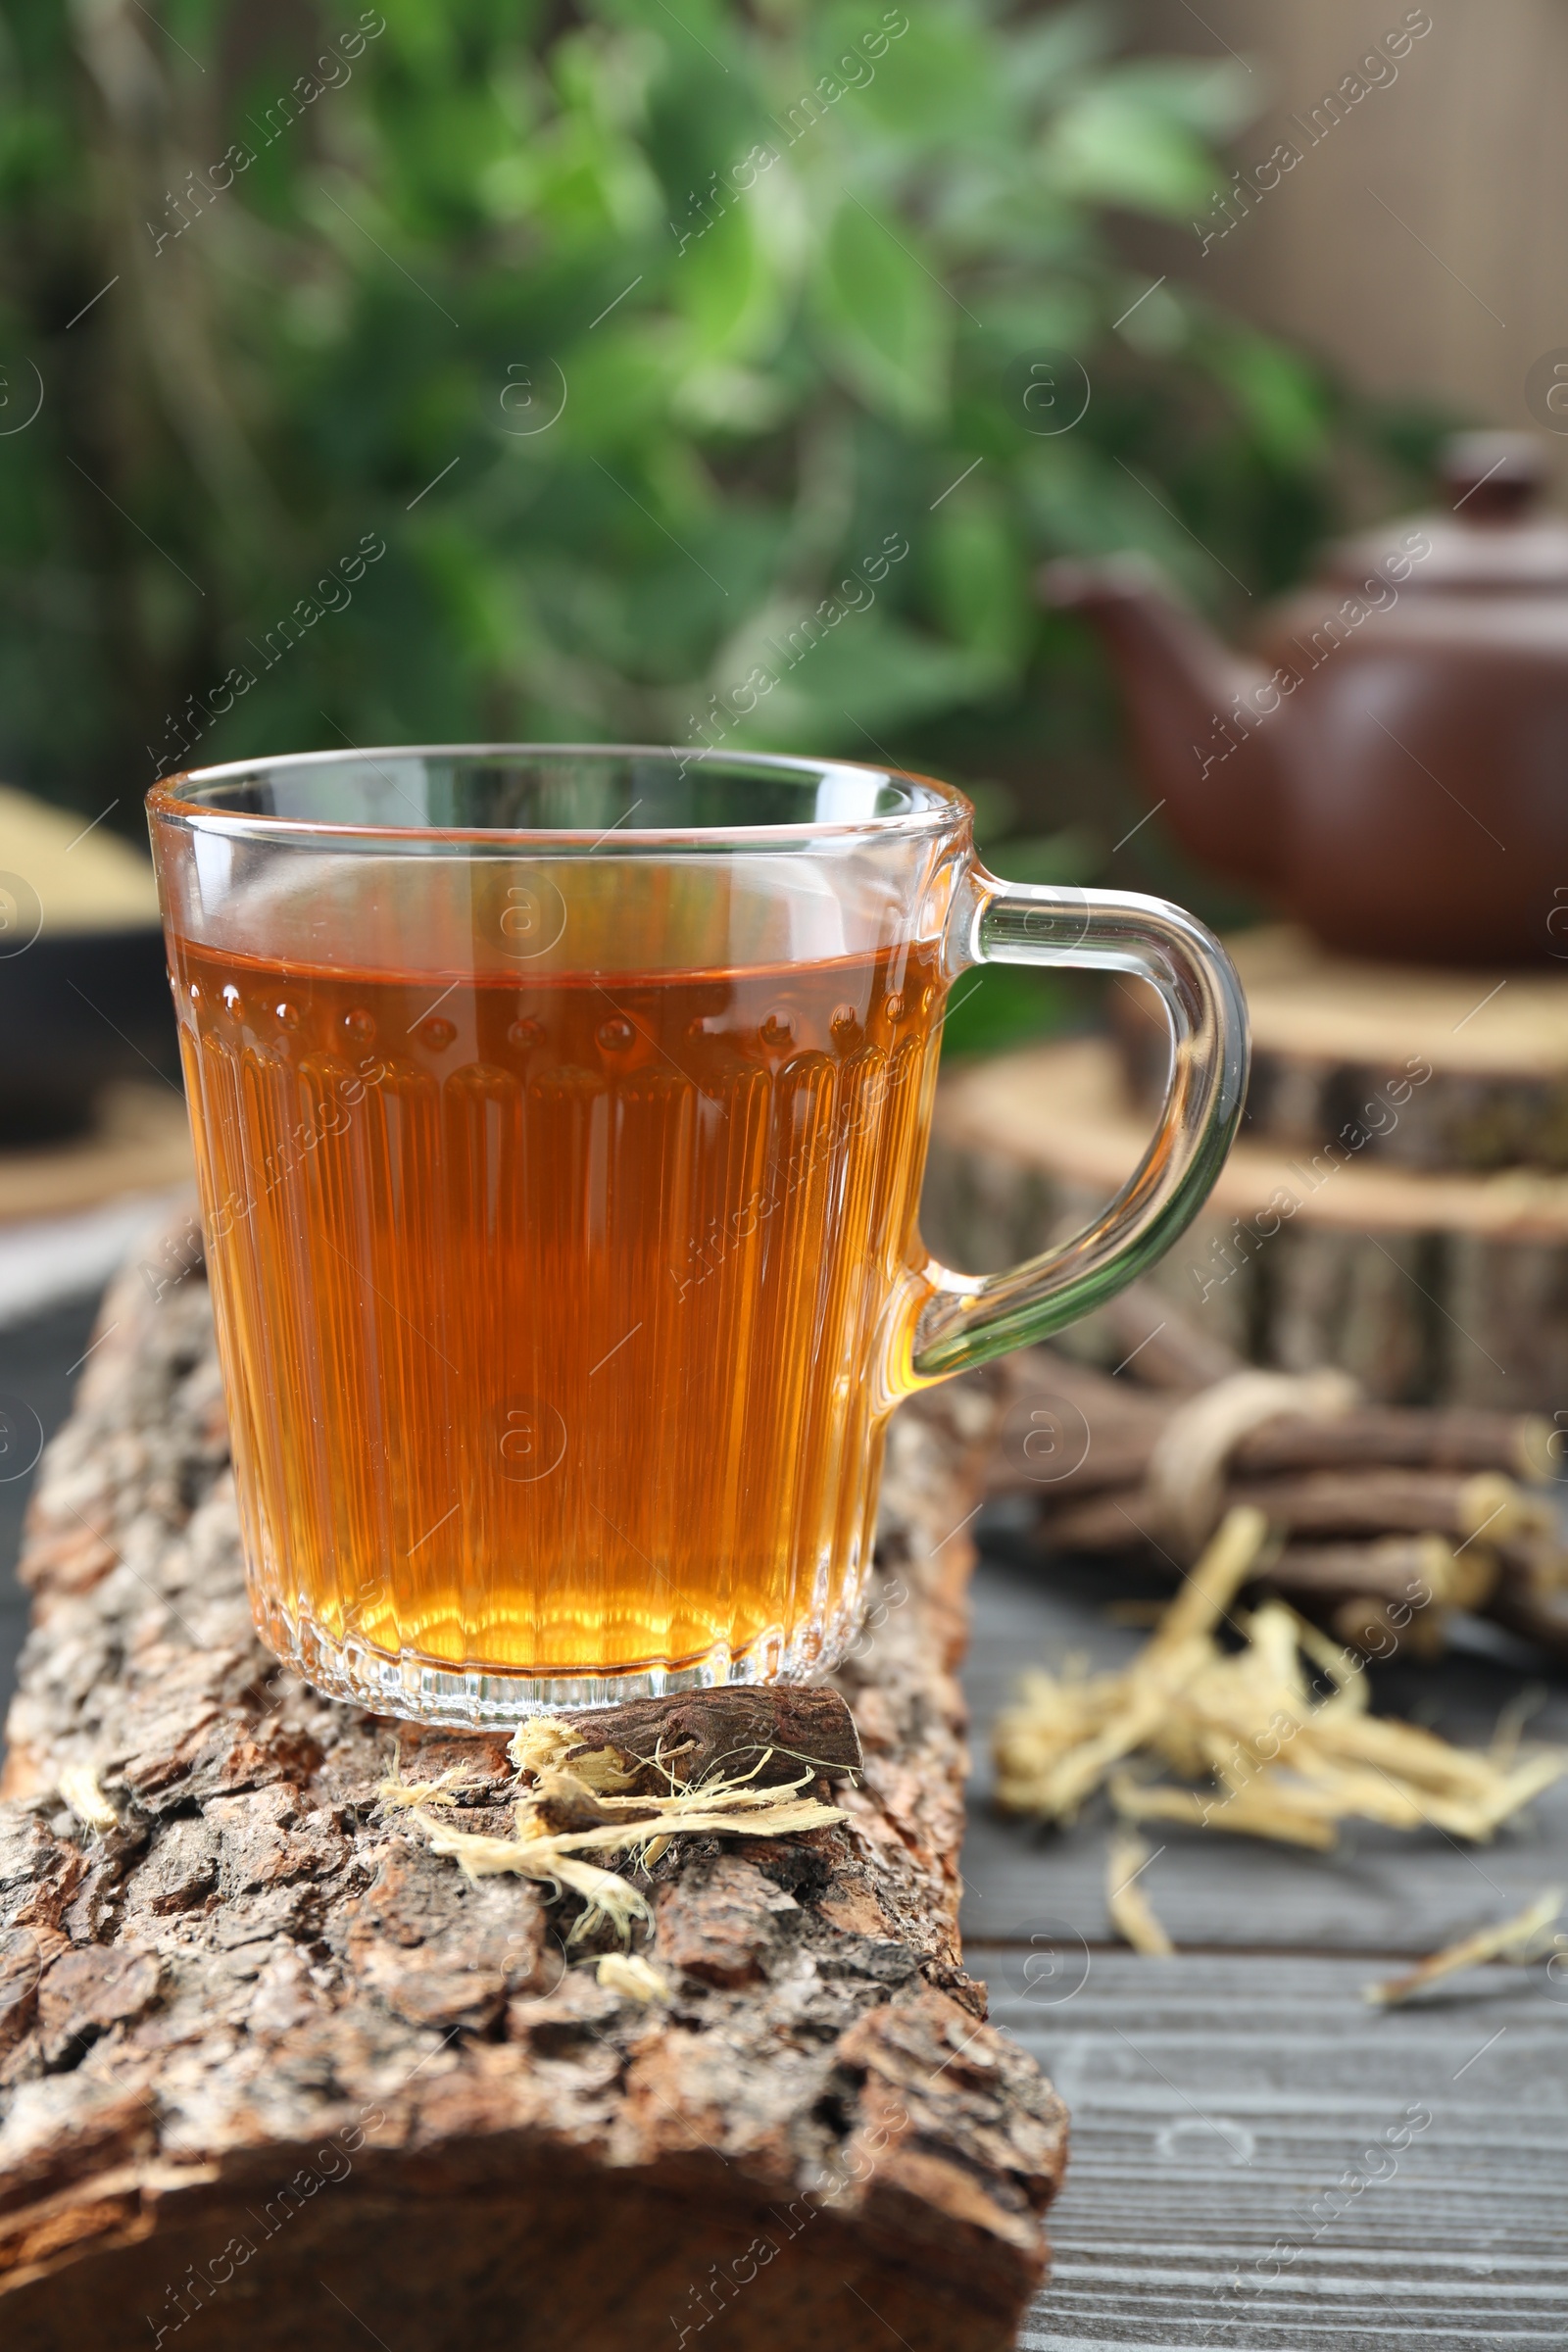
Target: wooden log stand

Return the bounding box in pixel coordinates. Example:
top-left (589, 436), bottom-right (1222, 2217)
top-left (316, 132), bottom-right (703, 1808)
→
top-left (0, 1247), bottom-right (1064, 2351)
top-left (927, 927), bottom-right (1568, 1410)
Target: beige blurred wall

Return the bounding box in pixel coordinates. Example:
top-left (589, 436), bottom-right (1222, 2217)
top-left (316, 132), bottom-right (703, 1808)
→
top-left (1175, 1), bottom-right (1568, 452)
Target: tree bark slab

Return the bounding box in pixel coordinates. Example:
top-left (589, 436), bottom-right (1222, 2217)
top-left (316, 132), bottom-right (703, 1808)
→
top-left (929, 1031), bottom-right (1568, 1409)
top-left (1122, 925), bottom-right (1568, 1173)
top-left (0, 1248), bottom-right (1064, 2352)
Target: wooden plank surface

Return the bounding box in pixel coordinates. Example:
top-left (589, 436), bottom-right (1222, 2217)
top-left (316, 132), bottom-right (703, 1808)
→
top-left (974, 1953), bottom-right (1568, 2350)
top-left (960, 1541), bottom-right (1568, 2349)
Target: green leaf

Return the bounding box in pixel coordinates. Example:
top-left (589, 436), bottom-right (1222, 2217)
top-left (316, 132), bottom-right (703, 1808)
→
top-left (704, 605), bottom-right (993, 750)
top-left (832, 8), bottom-right (992, 140)
top-left (1096, 59), bottom-right (1260, 139)
top-left (987, 827), bottom-right (1101, 888)
top-left (813, 198), bottom-right (949, 429)
top-left (1011, 3), bottom-right (1118, 105)
top-left (670, 177), bottom-right (796, 364)
top-left (937, 963), bottom-right (1069, 1060)
top-left (926, 487), bottom-right (1029, 671)
top-left (1112, 277), bottom-right (1189, 358)
top-left (1020, 442), bottom-right (1223, 606)
top-left (549, 321), bottom-right (682, 449)
top-left (1044, 90), bottom-right (1218, 218)
top-left (1202, 325), bottom-right (1329, 466)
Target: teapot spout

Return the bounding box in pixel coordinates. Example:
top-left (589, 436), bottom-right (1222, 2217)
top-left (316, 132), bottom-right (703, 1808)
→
top-left (1042, 557), bottom-right (1282, 889)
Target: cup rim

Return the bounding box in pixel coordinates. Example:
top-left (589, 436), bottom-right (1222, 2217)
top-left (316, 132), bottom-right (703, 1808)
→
top-left (147, 743), bottom-right (972, 849)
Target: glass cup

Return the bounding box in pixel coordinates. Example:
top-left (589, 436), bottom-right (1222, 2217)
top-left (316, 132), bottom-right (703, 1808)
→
top-left (148, 746), bottom-right (1247, 1724)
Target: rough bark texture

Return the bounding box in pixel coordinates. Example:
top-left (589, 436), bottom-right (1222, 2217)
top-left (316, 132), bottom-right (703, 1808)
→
top-left (0, 1247), bottom-right (1065, 2352)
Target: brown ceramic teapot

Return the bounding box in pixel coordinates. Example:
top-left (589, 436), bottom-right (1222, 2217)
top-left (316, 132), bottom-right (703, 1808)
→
top-left (1045, 433), bottom-right (1568, 964)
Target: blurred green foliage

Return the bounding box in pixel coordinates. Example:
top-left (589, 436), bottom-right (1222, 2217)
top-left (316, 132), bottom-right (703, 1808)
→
top-left (0, 0), bottom-right (1431, 1047)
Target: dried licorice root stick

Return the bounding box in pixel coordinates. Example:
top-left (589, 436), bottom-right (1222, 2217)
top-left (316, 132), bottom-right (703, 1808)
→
top-left (1269, 1535), bottom-right (1478, 1662)
top-left (1001, 1351), bottom-right (1568, 1662)
top-left (990, 1348), bottom-right (1559, 1501)
top-left (1365, 1888), bottom-right (1567, 2007)
top-left (1032, 1479), bottom-right (1568, 1662)
top-left (1040, 1467), bottom-right (1539, 1554)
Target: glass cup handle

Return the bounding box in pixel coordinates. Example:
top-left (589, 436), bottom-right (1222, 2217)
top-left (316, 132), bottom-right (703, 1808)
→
top-left (892, 869), bottom-right (1250, 1390)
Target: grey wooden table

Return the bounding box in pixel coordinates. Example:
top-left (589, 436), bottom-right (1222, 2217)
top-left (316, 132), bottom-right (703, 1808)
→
top-left (960, 1532), bottom-right (1568, 2350)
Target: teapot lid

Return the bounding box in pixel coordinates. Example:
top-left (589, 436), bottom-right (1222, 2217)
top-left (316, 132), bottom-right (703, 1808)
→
top-left (1321, 432), bottom-right (1568, 594)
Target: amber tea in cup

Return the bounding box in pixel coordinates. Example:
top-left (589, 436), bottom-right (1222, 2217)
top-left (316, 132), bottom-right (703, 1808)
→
top-left (149, 749), bottom-right (1246, 1724)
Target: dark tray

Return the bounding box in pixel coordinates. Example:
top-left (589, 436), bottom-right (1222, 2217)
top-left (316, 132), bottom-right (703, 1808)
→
top-left (0, 924), bottom-right (179, 1143)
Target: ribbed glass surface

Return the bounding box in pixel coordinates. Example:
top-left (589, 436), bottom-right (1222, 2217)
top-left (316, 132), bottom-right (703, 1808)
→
top-left (171, 930), bottom-right (942, 1716)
